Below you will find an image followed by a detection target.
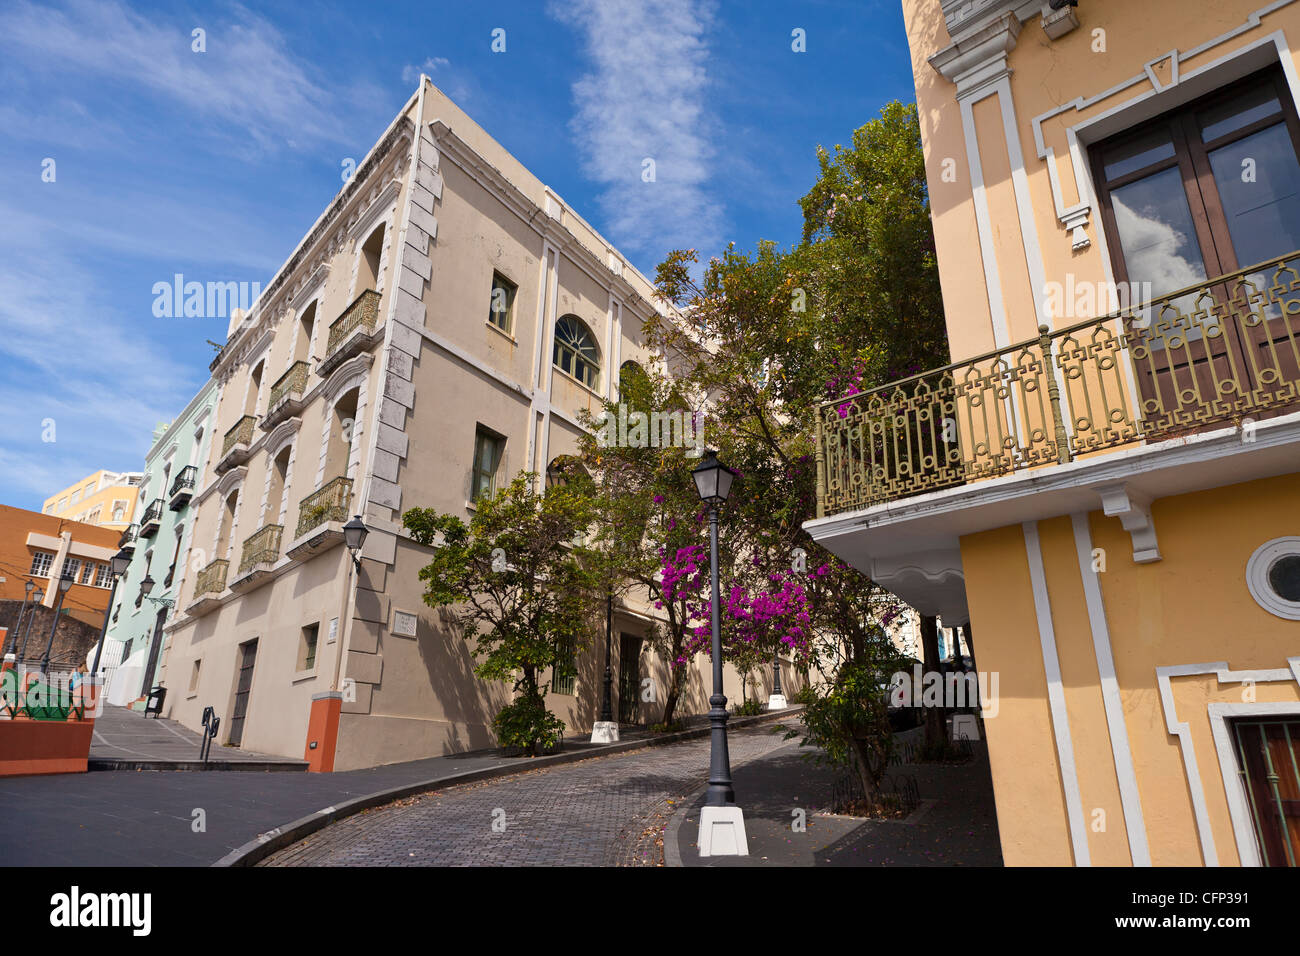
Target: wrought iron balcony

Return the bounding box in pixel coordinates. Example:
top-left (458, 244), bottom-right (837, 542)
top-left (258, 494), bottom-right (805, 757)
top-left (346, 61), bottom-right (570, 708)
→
top-left (118, 523), bottom-right (139, 553)
top-left (138, 499), bottom-right (164, 538)
top-left (815, 250), bottom-right (1300, 518)
top-left (168, 465), bottom-right (197, 510)
top-left (295, 476), bottom-right (352, 540)
top-left (216, 415), bottom-right (257, 473)
top-left (320, 290), bottom-right (381, 375)
top-left (263, 361), bottom-right (310, 430)
top-left (237, 524), bottom-right (283, 576)
top-left (194, 559), bottom-right (229, 599)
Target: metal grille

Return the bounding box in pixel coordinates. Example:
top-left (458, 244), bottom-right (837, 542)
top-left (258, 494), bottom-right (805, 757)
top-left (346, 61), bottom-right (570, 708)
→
top-left (269, 361), bottom-right (309, 409)
top-left (221, 416), bottom-right (256, 458)
top-left (325, 290), bottom-right (380, 358)
top-left (238, 524), bottom-right (283, 574)
top-left (194, 559), bottom-right (229, 598)
top-left (816, 249), bottom-right (1300, 517)
top-left (296, 477), bottom-right (352, 538)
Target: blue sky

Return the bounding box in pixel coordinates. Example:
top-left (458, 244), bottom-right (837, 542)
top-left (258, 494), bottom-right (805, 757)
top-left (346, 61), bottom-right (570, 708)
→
top-left (0, 0), bottom-right (916, 510)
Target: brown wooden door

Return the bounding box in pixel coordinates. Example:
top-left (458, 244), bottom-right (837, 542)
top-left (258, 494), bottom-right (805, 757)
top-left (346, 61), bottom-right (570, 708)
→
top-left (1230, 718), bottom-right (1300, 866)
top-left (228, 639), bottom-right (257, 747)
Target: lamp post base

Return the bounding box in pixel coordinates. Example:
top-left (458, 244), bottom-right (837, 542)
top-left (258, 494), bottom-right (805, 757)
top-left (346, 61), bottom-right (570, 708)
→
top-left (698, 805), bottom-right (749, 857)
top-left (590, 720), bottom-right (619, 744)
top-left (766, 693), bottom-right (788, 711)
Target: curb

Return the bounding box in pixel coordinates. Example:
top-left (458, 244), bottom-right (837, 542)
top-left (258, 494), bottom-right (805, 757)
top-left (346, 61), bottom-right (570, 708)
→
top-left (213, 705), bottom-right (803, 867)
top-left (89, 758), bottom-right (309, 773)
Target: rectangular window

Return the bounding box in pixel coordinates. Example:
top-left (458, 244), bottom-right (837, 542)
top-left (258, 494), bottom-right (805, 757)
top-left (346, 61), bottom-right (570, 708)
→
top-left (1229, 716), bottom-right (1300, 866)
top-left (471, 427), bottom-right (504, 501)
top-left (94, 564), bottom-right (112, 588)
top-left (189, 659), bottom-right (201, 693)
top-left (551, 636), bottom-right (576, 696)
top-left (69, 489), bottom-right (80, 505)
top-left (299, 623), bottom-right (319, 672)
top-left (80, 562), bottom-right (95, 585)
top-left (29, 552), bottom-right (53, 577)
top-left (1090, 65), bottom-right (1300, 422)
top-left (57, 497), bottom-right (67, 511)
top-left (488, 272), bottom-right (517, 334)
top-left (63, 558), bottom-right (81, 583)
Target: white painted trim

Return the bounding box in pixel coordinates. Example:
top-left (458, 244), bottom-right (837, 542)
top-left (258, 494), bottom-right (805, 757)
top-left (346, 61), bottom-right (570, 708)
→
top-left (958, 95), bottom-right (1011, 351)
top-left (1070, 512), bottom-right (1151, 865)
top-left (1022, 520), bottom-right (1091, 865)
top-left (1245, 536), bottom-right (1300, 620)
top-left (1157, 660), bottom-right (1300, 866)
top-left (1208, 701), bottom-right (1300, 867)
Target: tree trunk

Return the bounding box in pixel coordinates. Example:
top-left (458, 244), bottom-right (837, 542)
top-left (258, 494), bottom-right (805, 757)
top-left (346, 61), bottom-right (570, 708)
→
top-left (849, 736), bottom-right (882, 806)
top-left (661, 665), bottom-right (684, 726)
top-left (919, 614), bottom-right (946, 752)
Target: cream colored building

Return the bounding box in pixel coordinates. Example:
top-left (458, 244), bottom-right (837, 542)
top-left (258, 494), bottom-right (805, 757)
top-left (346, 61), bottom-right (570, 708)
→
top-left (158, 78), bottom-right (796, 771)
top-left (42, 470), bottom-right (143, 531)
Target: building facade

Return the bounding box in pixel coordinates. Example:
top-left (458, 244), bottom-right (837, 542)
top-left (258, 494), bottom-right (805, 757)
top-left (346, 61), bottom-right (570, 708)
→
top-left (101, 383), bottom-right (217, 709)
top-left (0, 505), bottom-right (120, 631)
top-left (808, 0), bottom-right (1300, 866)
top-left (42, 470), bottom-right (143, 531)
top-left (157, 78), bottom-right (788, 771)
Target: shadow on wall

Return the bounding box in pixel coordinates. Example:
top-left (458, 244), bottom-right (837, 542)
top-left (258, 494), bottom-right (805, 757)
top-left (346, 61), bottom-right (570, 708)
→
top-left (415, 605), bottom-right (508, 753)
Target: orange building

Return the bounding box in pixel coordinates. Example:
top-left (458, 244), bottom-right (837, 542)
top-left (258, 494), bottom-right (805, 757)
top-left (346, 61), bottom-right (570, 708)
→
top-left (0, 505), bottom-right (122, 629)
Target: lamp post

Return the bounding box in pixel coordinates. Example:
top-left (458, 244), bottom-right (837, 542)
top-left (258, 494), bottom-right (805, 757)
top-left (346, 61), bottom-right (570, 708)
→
top-left (90, 548), bottom-right (134, 681)
top-left (138, 574), bottom-right (176, 609)
top-left (5, 581), bottom-right (36, 660)
top-left (17, 587), bottom-right (44, 664)
top-left (40, 570), bottom-right (75, 674)
top-left (691, 449), bottom-right (747, 856)
top-left (591, 467), bottom-right (619, 744)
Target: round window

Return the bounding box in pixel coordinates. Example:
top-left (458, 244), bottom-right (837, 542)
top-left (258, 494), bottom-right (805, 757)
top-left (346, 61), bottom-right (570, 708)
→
top-left (1247, 538), bottom-right (1300, 620)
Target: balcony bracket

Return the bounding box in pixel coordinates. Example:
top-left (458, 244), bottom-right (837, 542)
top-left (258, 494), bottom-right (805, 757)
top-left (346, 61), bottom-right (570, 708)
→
top-left (1097, 483), bottom-right (1162, 564)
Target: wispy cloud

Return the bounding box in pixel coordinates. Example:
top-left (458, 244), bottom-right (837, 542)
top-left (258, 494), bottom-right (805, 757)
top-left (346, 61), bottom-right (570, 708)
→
top-left (402, 56), bottom-right (450, 85)
top-left (550, 0), bottom-right (723, 260)
top-left (0, 0), bottom-right (343, 152)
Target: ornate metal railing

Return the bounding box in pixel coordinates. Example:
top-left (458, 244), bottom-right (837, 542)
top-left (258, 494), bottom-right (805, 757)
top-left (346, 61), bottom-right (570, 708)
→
top-left (325, 290), bottom-right (380, 358)
top-left (118, 523), bottom-right (139, 549)
top-left (296, 477), bottom-right (352, 538)
top-left (221, 415), bottom-right (256, 458)
top-left (139, 498), bottom-right (164, 527)
top-left (238, 524), bottom-right (283, 574)
top-left (268, 361), bottom-right (309, 409)
top-left (169, 465), bottom-right (197, 498)
top-left (815, 250), bottom-right (1300, 517)
top-left (194, 559), bottom-right (229, 598)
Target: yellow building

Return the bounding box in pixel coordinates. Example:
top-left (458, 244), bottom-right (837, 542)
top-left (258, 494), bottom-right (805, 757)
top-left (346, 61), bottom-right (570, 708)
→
top-left (809, 0), bottom-right (1300, 866)
top-left (43, 469), bottom-right (143, 532)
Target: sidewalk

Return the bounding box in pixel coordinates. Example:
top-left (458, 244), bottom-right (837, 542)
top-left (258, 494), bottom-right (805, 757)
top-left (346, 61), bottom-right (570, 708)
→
top-left (669, 722), bottom-right (1003, 866)
top-left (89, 705), bottom-right (306, 770)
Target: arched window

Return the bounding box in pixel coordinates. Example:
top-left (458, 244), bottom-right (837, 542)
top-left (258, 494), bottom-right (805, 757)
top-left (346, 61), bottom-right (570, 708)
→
top-left (553, 315), bottom-right (600, 389)
top-left (618, 360), bottom-right (648, 398)
top-left (545, 455), bottom-right (589, 490)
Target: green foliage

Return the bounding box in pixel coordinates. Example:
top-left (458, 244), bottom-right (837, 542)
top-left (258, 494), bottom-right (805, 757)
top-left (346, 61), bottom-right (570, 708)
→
top-left (402, 473), bottom-right (596, 738)
top-left (492, 691), bottom-right (565, 756)
top-left (732, 697), bottom-right (764, 717)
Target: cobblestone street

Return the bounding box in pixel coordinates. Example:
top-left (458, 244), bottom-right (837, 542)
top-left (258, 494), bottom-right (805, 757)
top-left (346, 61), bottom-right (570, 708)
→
top-left (262, 724), bottom-right (797, 867)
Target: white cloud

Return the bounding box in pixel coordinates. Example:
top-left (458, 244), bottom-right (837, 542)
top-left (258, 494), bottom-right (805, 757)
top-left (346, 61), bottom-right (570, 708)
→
top-left (550, 0), bottom-right (724, 259)
top-left (402, 57), bottom-right (451, 85)
top-left (0, 0), bottom-right (344, 152)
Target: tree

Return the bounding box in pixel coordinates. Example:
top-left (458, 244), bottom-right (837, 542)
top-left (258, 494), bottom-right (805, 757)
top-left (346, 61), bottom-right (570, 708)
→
top-left (402, 474), bottom-right (595, 754)
top-left (636, 101), bottom-right (949, 802)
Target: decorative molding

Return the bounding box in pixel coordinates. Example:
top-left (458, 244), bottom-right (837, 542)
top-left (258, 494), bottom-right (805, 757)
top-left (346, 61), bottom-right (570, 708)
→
top-left (1023, 520), bottom-right (1091, 865)
top-left (929, 11), bottom-right (1021, 99)
top-left (1030, 6), bottom-right (1300, 254)
top-left (1156, 659), bottom-right (1300, 866)
top-left (321, 353), bottom-right (374, 405)
top-left (1040, 2), bottom-right (1079, 40)
top-left (1071, 512), bottom-right (1151, 866)
top-left (1245, 536), bottom-right (1300, 620)
top-left (1097, 482), bottom-right (1161, 564)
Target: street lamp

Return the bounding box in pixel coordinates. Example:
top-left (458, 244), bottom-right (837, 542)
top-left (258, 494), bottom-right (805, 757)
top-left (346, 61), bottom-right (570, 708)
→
top-left (91, 548), bottom-right (133, 682)
top-left (139, 573), bottom-right (175, 609)
top-left (343, 515), bottom-right (368, 569)
top-left (39, 570), bottom-right (75, 674)
top-left (17, 587), bottom-right (43, 664)
top-left (4, 580), bottom-right (36, 660)
top-left (691, 449), bottom-right (747, 857)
